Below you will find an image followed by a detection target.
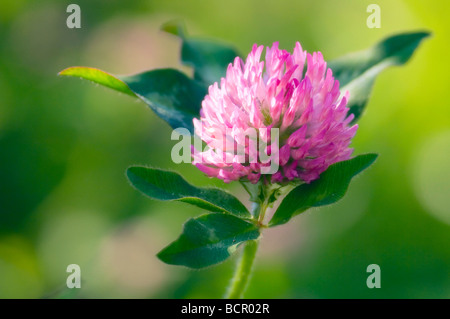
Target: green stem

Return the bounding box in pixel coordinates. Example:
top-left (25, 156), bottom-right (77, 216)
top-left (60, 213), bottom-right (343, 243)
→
top-left (226, 181), bottom-right (267, 299)
top-left (225, 239), bottom-right (259, 299)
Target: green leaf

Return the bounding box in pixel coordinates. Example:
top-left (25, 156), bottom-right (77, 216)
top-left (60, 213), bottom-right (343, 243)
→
top-left (157, 213), bottom-right (260, 268)
top-left (162, 21), bottom-right (240, 85)
top-left (120, 69), bottom-right (206, 132)
top-left (126, 166), bottom-right (250, 218)
top-left (60, 67), bottom-right (206, 132)
top-left (269, 154), bottom-right (378, 227)
top-left (58, 67), bottom-right (135, 96)
top-left (182, 39), bottom-right (240, 85)
top-left (328, 31), bottom-right (430, 122)
top-left (160, 19), bottom-right (186, 38)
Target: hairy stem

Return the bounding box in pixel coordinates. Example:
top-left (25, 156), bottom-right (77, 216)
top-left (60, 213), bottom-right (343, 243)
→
top-left (225, 239), bottom-right (259, 299)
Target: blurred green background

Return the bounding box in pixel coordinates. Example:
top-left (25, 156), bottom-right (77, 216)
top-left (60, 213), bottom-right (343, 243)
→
top-left (0, 0), bottom-right (449, 298)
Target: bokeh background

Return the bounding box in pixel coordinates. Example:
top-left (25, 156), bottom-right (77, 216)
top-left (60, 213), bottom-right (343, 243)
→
top-left (0, 0), bottom-right (449, 298)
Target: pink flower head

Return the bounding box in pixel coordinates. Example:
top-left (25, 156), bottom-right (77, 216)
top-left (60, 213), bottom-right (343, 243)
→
top-left (192, 42), bottom-right (358, 184)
